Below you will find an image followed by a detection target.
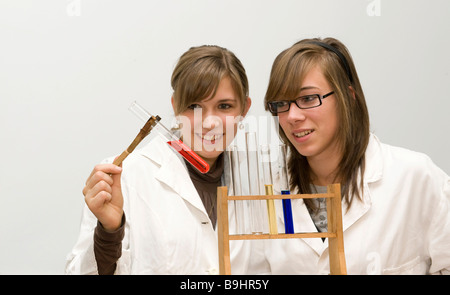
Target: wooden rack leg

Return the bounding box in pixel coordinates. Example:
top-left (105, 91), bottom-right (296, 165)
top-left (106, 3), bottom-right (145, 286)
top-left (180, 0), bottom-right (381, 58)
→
top-left (217, 186), bottom-right (231, 275)
top-left (326, 183), bottom-right (347, 275)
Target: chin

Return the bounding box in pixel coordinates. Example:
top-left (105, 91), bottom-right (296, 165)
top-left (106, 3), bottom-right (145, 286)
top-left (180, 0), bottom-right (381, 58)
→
top-left (292, 144), bottom-right (316, 158)
top-left (197, 150), bottom-right (223, 162)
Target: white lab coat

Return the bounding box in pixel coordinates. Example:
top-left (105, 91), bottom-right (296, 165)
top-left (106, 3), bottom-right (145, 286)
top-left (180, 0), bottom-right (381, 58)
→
top-left (65, 136), bottom-right (255, 275)
top-left (261, 134), bottom-right (450, 275)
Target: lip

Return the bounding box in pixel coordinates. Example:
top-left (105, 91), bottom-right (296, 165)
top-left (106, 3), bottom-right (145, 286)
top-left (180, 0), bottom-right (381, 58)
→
top-left (291, 129), bottom-right (314, 143)
top-left (195, 133), bottom-right (224, 144)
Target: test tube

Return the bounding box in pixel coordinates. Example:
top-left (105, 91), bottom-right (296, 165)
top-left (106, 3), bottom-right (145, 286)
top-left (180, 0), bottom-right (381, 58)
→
top-left (278, 144), bottom-right (294, 234)
top-left (260, 144), bottom-right (278, 235)
top-left (129, 101), bottom-right (210, 174)
top-left (229, 145), bottom-right (247, 234)
top-left (246, 132), bottom-right (266, 234)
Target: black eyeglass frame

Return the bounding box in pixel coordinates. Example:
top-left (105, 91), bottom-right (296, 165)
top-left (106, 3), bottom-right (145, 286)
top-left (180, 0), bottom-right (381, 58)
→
top-left (267, 91), bottom-right (334, 114)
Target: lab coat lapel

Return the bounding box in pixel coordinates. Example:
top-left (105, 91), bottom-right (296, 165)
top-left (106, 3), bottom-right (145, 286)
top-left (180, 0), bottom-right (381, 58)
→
top-left (341, 133), bottom-right (382, 231)
top-left (341, 185), bottom-right (372, 232)
top-left (291, 199), bottom-right (327, 256)
top-left (292, 193), bottom-right (371, 257)
top-left (141, 137), bottom-right (208, 215)
top-left (291, 134), bottom-right (383, 256)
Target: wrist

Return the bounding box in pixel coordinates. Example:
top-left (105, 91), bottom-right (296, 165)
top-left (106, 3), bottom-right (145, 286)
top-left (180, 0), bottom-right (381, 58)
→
top-left (99, 214), bottom-right (125, 233)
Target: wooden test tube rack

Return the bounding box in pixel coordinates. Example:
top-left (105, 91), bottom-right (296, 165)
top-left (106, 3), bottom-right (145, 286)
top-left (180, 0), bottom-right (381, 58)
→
top-left (217, 183), bottom-right (347, 275)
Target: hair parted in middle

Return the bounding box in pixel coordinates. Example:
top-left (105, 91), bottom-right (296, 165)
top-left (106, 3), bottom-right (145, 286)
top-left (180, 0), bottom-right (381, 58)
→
top-left (171, 45), bottom-right (249, 115)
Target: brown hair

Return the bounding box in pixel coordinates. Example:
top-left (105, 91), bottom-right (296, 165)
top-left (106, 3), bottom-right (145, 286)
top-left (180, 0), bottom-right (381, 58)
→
top-left (171, 45), bottom-right (249, 115)
top-left (264, 37), bottom-right (370, 209)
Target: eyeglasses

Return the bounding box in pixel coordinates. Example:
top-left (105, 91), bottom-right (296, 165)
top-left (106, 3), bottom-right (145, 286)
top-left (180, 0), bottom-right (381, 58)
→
top-left (267, 91), bottom-right (334, 114)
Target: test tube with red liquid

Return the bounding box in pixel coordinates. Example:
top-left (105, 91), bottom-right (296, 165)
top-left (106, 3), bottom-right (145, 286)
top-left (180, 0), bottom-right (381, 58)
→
top-left (129, 101), bottom-right (210, 174)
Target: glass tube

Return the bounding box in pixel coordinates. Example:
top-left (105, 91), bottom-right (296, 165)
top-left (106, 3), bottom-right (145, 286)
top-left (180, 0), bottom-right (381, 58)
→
top-left (260, 144), bottom-right (277, 235)
top-left (260, 144), bottom-right (272, 185)
top-left (229, 145), bottom-right (247, 234)
top-left (246, 132), bottom-right (265, 234)
top-left (128, 101), bottom-right (210, 173)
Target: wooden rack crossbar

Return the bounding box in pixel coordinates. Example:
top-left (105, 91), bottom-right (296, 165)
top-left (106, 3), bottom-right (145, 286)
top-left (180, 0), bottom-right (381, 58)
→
top-left (229, 232), bottom-right (336, 240)
top-left (227, 193), bottom-right (335, 201)
top-left (217, 183), bottom-right (347, 275)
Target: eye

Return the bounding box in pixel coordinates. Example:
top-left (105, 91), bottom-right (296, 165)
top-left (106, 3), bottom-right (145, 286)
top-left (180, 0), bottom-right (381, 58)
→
top-left (268, 101), bottom-right (289, 113)
top-left (298, 95), bottom-right (317, 103)
top-left (218, 103), bottom-right (232, 110)
top-left (187, 103), bottom-right (202, 110)
top-left (276, 101), bottom-right (289, 107)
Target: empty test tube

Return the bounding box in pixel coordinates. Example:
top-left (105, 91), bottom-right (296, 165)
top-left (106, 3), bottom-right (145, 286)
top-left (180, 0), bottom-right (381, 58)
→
top-left (228, 145), bottom-right (248, 234)
top-left (246, 132), bottom-right (266, 234)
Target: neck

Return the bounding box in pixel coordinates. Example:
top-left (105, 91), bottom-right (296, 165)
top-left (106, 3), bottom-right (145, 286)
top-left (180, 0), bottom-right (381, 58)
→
top-left (307, 145), bottom-right (342, 186)
top-left (201, 156), bottom-right (218, 168)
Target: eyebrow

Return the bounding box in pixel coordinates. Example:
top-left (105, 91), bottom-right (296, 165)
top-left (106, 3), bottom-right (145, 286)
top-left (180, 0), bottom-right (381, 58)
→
top-left (299, 86), bottom-right (320, 91)
top-left (217, 98), bottom-right (237, 103)
top-left (200, 97), bottom-right (237, 104)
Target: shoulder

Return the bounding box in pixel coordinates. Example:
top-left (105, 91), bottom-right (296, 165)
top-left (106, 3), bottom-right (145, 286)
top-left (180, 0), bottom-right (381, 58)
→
top-left (366, 136), bottom-right (449, 220)
top-left (379, 140), bottom-right (437, 173)
top-left (370, 134), bottom-right (448, 187)
top-left (381, 141), bottom-right (431, 168)
top-left (367, 134), bottom-right (434, 171)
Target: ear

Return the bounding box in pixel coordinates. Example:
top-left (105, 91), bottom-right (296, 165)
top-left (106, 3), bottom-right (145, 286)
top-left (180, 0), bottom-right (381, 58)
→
top-left (171, 96), bottom-right (177, 114)
top-left (348, 86), bottom-right (356, 99)
top-left (241, 97), bottom-right (252, 117)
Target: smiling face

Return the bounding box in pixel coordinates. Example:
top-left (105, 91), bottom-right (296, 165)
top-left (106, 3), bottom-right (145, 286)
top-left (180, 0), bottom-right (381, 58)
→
top-left (265, 38), bottom-right (370, 201)
top-left (175, 76), bottom-right (251, 166)
top-left (278, 65), bottom-right (341, 163)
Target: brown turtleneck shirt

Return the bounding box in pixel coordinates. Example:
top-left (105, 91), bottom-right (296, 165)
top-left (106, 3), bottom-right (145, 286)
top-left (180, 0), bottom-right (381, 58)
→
top-left (93, 154), bottom-right (224, 275)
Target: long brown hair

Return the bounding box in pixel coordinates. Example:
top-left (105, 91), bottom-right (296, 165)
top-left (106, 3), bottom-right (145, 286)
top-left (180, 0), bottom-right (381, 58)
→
top-left (264, 37), bottom-right (370, 209)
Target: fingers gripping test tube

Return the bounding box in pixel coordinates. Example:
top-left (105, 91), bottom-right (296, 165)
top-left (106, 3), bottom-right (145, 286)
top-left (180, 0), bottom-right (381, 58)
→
top-left (128, 101), bottom-right (210, 174)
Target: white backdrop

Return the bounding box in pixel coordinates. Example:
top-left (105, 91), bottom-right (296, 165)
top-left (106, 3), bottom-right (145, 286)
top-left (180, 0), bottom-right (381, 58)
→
top-left (0, 0), bottom-right (449, 274)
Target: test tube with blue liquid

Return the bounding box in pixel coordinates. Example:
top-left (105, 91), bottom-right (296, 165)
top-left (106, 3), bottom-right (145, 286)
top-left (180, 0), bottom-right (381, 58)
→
top-left (278, 144), bottom-right (294, 234)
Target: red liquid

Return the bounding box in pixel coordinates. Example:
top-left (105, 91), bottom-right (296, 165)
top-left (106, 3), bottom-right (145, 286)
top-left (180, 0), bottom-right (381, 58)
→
top-left (167, 140), bottom-right (210, 173)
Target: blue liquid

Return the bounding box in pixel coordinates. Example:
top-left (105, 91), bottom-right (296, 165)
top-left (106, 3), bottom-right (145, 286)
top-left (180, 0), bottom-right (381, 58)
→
top-left (281, 190), bottom-right (294, 234)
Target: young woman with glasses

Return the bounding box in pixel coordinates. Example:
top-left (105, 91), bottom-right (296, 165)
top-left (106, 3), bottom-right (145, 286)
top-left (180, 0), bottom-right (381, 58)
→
top-left (263, 37), bottom-right (450, 274)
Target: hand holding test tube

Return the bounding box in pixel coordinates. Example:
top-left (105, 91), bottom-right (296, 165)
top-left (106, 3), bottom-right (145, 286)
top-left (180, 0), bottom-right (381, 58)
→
top-left (84, 106), bottom-right (162, 232)
top-left (83, 101), bottom-right (211, 234)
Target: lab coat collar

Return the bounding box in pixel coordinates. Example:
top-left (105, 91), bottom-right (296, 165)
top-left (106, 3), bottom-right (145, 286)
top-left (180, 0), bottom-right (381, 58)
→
top-left (362, 133), bottom-right (383, 184)
top-left (341, 133), bottom-right (383, 231)
top-left (297, 133), bottom-right (384, 256)
top-left (139, 136), bottom-right (208, 217)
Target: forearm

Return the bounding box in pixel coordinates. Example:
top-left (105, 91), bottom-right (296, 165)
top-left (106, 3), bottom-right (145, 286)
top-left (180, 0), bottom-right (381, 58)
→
top-left (93, 214), bottom-right (126, 275)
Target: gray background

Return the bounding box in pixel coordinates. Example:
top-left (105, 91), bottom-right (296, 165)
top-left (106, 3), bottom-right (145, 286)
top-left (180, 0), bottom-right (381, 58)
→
top-left (0, 0), bottom-right (449, 274)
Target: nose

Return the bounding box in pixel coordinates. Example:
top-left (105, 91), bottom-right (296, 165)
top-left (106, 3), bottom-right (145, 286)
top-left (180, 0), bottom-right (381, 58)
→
top-left (202, 112), bottom-right (222, 130)
top-left (285, 103), bottom-right (307, 124)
